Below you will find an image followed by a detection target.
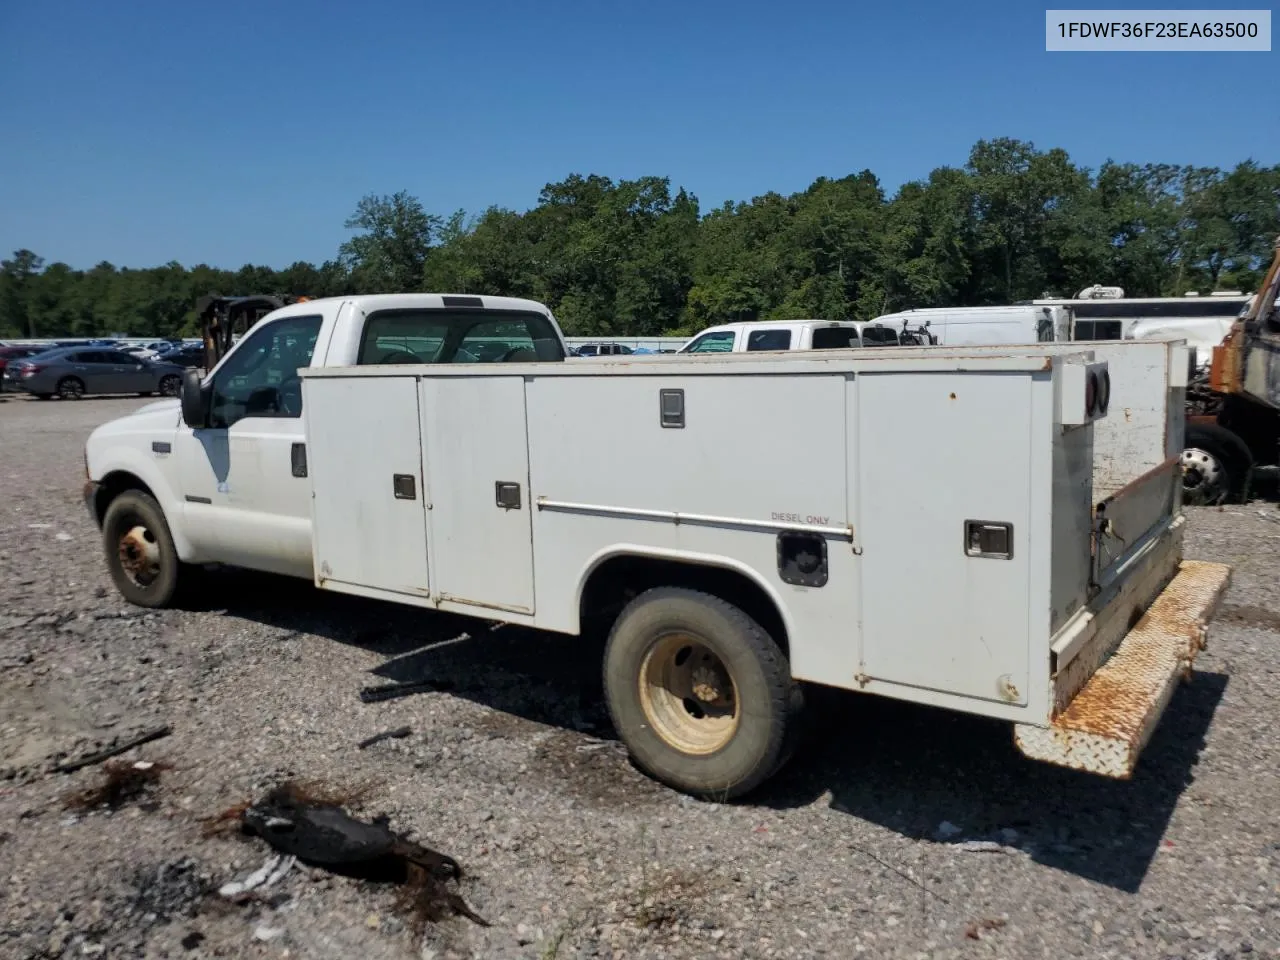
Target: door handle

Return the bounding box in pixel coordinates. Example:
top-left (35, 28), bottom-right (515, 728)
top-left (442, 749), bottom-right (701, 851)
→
top-left (495, 481), bottom-right (522, 510)
top-left (290, 443), bottom-right (307, 478)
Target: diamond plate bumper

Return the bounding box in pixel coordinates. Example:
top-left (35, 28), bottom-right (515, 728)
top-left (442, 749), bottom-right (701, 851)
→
top-left (1014, 559), bottom-right (1232, 778)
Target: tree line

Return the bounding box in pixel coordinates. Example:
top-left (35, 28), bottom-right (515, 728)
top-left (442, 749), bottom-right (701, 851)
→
top-left (2, 138), bottom-right (1277, 341)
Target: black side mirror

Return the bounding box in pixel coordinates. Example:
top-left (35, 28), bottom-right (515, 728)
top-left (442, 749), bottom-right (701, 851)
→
top-left (180, 367), bottom-right (210, 429)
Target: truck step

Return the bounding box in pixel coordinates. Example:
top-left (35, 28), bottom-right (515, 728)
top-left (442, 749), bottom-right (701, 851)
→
top-left (1014, 559), bottom-right (1232, 779)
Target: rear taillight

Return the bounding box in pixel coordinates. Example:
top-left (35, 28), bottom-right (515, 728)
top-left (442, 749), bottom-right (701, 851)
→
top-left (20, 365), bottom-right (41, 377)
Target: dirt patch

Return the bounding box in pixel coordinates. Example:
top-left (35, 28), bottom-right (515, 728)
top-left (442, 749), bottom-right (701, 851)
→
top-left (472, 709), bottom-right (545, 741)
top-left (64, 758), bottom-right (171, 811)
top-left (1217, 604), bottom-right (1280, 632)
top-left (529, 729), bottom-right (669, 808)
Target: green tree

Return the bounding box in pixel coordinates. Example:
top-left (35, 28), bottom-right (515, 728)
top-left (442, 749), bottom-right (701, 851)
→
top-left (0, 249), bottom-right (45, 337)
top-left (340, 191), bottom-right (440, 293)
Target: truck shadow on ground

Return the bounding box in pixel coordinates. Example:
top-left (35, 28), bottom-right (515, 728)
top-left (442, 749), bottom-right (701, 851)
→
top-left (194, 568), bottom-right (1225, 895)
top-left (754, 674), bottom-right (1226, 894)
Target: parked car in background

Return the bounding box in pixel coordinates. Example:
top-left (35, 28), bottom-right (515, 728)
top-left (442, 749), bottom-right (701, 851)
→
top-left (574, 342), bottom-right (634, 357)
top-left (0, 345), bottom-right (45, 392)
top-left (676, 319), bottom-right (902, 354)
top-left (151, 344), bottom-right (206, 368)
top-left (4, 347), bottom-right (186, 399)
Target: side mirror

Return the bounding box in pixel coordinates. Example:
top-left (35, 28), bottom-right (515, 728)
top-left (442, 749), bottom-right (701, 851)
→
top-left (180, 367), bottom-right (210, 429)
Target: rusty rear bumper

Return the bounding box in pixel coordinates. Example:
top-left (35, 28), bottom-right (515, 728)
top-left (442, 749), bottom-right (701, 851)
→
top-left (1013, 559), bottom-right (1232, 779)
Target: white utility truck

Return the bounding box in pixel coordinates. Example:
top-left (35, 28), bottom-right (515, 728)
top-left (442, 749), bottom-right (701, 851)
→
top-left (83, 294), bottom-right (1231, 798)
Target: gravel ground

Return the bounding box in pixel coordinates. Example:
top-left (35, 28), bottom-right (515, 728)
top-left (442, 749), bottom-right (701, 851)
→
top-left (1, 393), bottom-right (1278, 960)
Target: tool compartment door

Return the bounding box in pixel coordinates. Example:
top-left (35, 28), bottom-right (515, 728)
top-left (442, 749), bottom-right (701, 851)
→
top-left (421, 376), bottom-right (535, 615)
top-left (856, 371), bottom-right (1033, 704)
top-left (305, 375), bottom-right (430, 597)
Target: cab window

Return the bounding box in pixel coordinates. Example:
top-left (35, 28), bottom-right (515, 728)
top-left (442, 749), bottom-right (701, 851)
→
top-left (860, 325), bottom-right (899, 346)
top-left (210, 315), bottom-right (322, 427)
top-left (746, 329), bottom-right (792, 351)
top-left (684, 331), bottom-right (736, 353)
top-left (358, 309), bottom-right (565, 364)
top-left (811, 328), bottom-right (860, 349)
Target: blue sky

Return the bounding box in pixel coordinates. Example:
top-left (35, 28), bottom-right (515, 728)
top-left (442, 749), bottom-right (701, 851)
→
top-left (1, 0), bottom-right (1276, 270)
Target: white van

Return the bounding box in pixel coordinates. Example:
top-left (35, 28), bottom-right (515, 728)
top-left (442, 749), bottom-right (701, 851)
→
top-left (872, 305), bottom-right (1069, 347)
top-left (677, 319), bottom-right (900, 354)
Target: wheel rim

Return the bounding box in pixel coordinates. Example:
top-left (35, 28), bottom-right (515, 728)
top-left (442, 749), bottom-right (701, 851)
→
top-left (117, 523), bottom-right (162, 588)
top-left (60, 379), bottom-right (83, 399)
top-left (638, 633), bottom-right (739, 755)
top-left (160, 376), bottom-right (180, 397)
top-left (1181, 446), bottom-right (1226, 504)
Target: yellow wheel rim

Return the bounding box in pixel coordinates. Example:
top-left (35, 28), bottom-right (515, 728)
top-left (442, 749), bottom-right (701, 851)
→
top-left (638, 633), bottom-right (740, 755)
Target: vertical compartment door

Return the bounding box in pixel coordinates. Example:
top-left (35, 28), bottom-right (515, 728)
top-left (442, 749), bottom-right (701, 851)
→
top-left (421, 376), bottom-right (535, 615)
top-left (856, 371), bottom-right (1032, 705)
top-left (306, 376), bottom-right (430, 597)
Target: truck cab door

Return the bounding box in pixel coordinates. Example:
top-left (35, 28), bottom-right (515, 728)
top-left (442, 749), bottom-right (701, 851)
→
top-left (173, 312), bottom-right (324, 577)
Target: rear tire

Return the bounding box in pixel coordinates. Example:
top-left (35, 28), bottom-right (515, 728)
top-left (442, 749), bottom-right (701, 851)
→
top-left (1183, 423), bottom-right (1253, 505)
top-left (101, 490), bottom-right (182, 608)
top-left (603, 587), bottom-right (801, 800)
top-left (159, 375), bottom-right (181, 397)
top-left (57, 377), bottom-right (85, 400)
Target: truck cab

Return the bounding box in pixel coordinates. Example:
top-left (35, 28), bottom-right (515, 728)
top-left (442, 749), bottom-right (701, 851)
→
top-left (83, 294), bottom-right (570, 582)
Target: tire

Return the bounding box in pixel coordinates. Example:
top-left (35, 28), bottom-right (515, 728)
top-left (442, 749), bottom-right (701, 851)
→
top-left (57, 377), bottom-right (85, 400)
top-left (1183, 423), bottom-right (1253, 505)
top-left (159, 375), bottom-right (181, 397)
top-left (603, 587), bottom-right (801, 800)
top-left (101, 490), bottom-right (182, 608)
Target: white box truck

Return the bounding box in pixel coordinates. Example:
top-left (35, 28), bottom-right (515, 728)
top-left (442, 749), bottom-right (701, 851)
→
top-left (83, 294), bottom-right (1230, 799)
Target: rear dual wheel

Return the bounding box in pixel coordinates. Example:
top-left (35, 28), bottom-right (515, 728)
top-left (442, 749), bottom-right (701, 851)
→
top-left (603, 587), bottom-right (802, 799)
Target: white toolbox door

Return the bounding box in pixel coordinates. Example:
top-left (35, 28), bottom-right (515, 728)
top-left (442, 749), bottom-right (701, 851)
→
top-left (856, 371), bottom-right (1032, 705)
top-left (307, 376), bottom-right (430, 597)
top-left (421, 376), bottom-right (535, 615)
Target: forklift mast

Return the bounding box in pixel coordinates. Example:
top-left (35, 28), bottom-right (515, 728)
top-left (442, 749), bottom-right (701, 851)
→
top-left (196, 295), bottom-right (310, 371)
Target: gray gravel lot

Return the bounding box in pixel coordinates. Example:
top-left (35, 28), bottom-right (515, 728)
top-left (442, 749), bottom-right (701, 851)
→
top-left (1, 393), bottom-right (1278, 960)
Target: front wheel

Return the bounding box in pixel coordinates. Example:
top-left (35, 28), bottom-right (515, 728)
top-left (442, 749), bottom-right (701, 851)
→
top-left (101, 490), bottom-right (182, 607)
top-left (603, 587), bottom-right (801, 800)
top-left (159, 375), bottom-right (181, 397)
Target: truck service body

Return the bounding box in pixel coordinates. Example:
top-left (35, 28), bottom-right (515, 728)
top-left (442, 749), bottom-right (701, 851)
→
top-left (83, 293), bottom-right (1230, 797)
